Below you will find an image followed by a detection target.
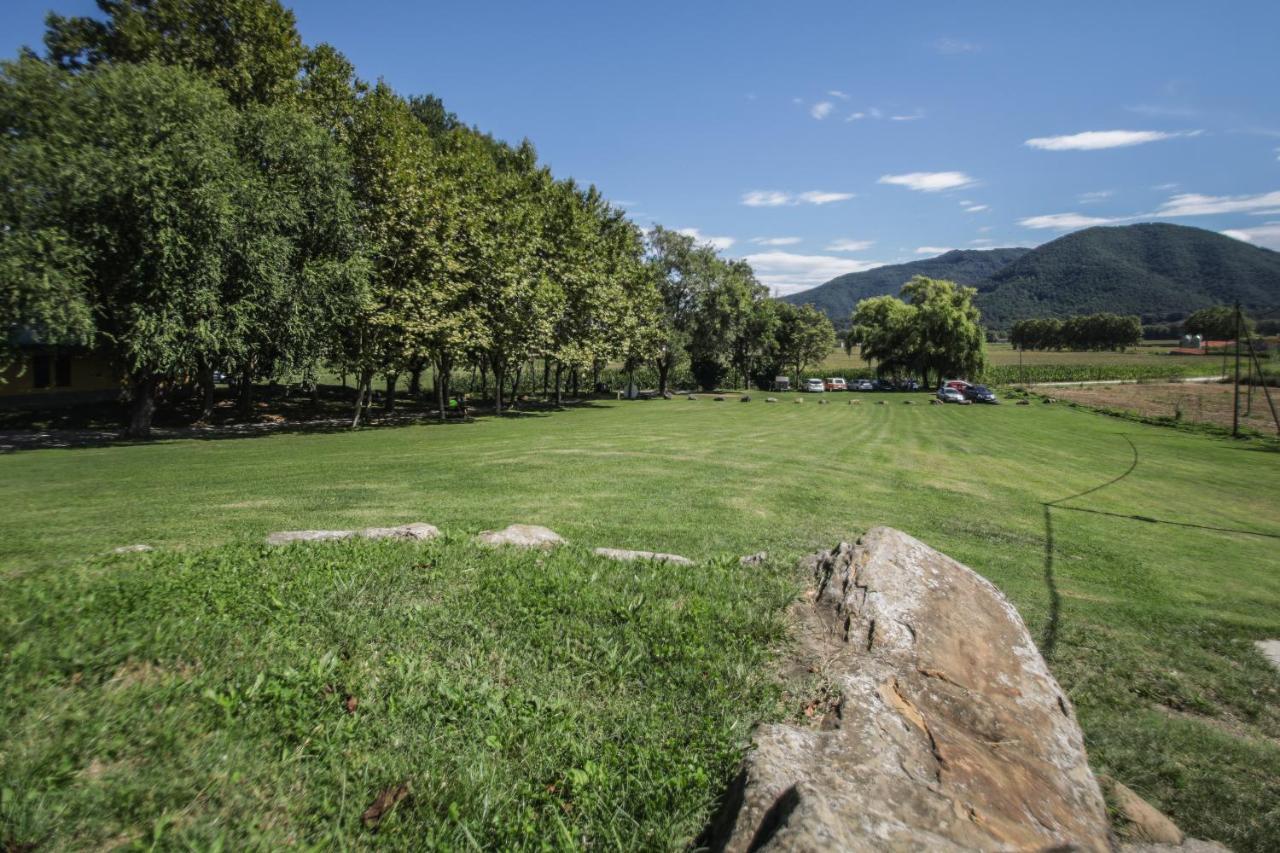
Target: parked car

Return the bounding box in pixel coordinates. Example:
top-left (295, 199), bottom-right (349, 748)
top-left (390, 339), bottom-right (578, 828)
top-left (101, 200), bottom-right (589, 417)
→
top-left (896, 378), bottom-right (920, 392)
top-left (937, 386), bottom-right (968, 404)
top-left (943, 379), bottom-right (973, 393)
top-left (852, 378), bottom-right (874, 391)
top-left (804, 378), bottom-right (826, 393)
top-left (964, 384), bottom-right (998, 404)
top-left (824, 377), bottom-right (847, 392)
top-left (772, 376), bottom-right (791, 392)
top-left (872, 378), bottom-right (896, 392)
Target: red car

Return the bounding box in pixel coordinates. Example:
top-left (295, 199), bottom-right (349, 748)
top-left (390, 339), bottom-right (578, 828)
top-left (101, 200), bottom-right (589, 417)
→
top-left (824, 377), bottom-right (847, 392)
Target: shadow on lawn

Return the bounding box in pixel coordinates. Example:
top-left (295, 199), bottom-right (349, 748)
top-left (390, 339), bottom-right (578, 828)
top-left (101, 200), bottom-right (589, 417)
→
top-left (1038, 433), bottom-right (1279, 660)
top-left (0, 389), bottom-right (609, 454)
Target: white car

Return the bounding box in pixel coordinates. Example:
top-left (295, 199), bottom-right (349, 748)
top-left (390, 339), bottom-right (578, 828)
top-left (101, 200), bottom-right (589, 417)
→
top-left (804, 378), bottom-right (825, 393)
top-left (936, 386), bottom-right (968, 404)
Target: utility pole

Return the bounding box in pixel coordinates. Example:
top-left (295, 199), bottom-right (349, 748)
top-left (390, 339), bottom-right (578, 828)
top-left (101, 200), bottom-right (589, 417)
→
top-left (1232, 302), bottom-right (1241, 438)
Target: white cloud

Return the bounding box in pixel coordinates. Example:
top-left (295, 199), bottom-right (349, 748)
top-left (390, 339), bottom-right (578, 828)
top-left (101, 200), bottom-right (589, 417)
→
top-left (868, 107), bottom-right (883, 119)
top-left (845, 112), bottom-right (866, 122)
top-left (797, 190), bottom-right (854, 204)
top-left (742, 252), bottom-right (884, 295)
top-left (878, 171), bottom-right (976, 192)
top-left (1152, 183), bottom-right (1179, 190)
top-left (1077, 190), bottom-right (1113, 204)
top-left (810, 101), bottom-right (834, 120)
top-left (1019, 213), bottom-right (1120, 230)
top-left (970, 239), bottom-right (995, 246)
top-left (1025, 129), bottom-right (1199, 151)
top-left (741, 190), bottom-right (792, 207)
top-left (915, 246), bottom-right (954, 255)
top-left (963, 203), bottom-right (989, 213)
top-left (890, 112), bottom-right (924, 122)
top-left (825, 239), bottom-right (875, 252)
top-left (935, 37), bottom-right (980, 54)
top-left (677, 228), bottom-right (735, 252)
top-left (741, 190), bottom-right (854, 207)
top-left (1221, 222), bottom-right (1280, 250)
top-left (1155, 190), bottom-right (1280, 217)
top-left (827, 90), bottom-right (849, 100)
top-left (753, 236), bottom-right (803, 246)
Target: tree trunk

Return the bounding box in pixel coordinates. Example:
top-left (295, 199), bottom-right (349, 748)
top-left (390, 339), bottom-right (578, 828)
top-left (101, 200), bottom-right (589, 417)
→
top-left (125, 374), bottom-right (156, 439)
top-left (479, 363), bottom-right (488, 401)
top-left (554, 362), bottom-right (563, 407)
top-left (434, 352), bottom-right (451, 420)
top-left (408, 365), bottom-right (422, 398)
top-left (384, 372), bottom-right (398, 412)
top-left (351, 368), bottom-right (373, 428)
top-left (571, 367), bottom-right (579, 400)
top-left (493, 362), bottom-right (505, 416)
top-left (510, 366), bottom-right (521, 409)
top-left (656, 357), bottom-right (671, 396)
top-left (197, 366), bottom-right (216, 423)
top-left (237, 367), bottom-right (254, 421)
top-left (542, 359), bottom-right (550, 398)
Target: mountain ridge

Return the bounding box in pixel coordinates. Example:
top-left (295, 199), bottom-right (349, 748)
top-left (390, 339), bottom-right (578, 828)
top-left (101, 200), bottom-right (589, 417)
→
top-left (780, 223), bottom-right (1280, 327)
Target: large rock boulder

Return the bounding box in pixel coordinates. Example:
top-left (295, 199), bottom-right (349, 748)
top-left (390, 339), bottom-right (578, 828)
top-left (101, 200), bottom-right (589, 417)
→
top-left (265, 529), bottom-right (354, 546)
top-left (359, 523), bottom-right (440, 541)
top-left (707, 527), bottom-right (1111, 852)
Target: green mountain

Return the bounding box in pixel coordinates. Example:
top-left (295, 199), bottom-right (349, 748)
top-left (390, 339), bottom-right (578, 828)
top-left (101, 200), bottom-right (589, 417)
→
top-left (783, 224), bottom-right (1280, 327)
top-left (780, 248), bottom-right (1029, 324)
top-left (973, 223), bottom-right (1280, 326)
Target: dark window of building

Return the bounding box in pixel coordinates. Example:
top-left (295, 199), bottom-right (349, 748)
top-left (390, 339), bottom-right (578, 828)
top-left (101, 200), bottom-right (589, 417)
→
top-left (55, 353), bottom-right (72, 387)
top-left (33, 353), bottom-right (51, 388)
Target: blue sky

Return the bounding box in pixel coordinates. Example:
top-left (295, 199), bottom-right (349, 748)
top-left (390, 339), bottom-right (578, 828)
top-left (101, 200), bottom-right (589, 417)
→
top-left (6, 1), bottom-right (1280, 294)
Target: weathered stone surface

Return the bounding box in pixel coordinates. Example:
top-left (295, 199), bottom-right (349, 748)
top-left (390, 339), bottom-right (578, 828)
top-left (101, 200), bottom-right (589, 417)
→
top-left (1102, 775), bottom-right (1184, 845)
top-left (818, 399), bottom-right (829, 405)
top-left (359, 523), bottom-right (440, 541)
top-left (1255, 639), bottom-right (1280, 673)
top-left (593, 547), bottom-right (693, 566)
top-left (1120, 841), bottom-right (1230, 853)
top-left (740, 396), bottom-right (751, 403)
top-left (708, 527), bottom-right (1110, 852)
top-left (266, 529), bottom-right (355, 546)
top-left (688, 394), bottom-right (698, 400)
top-left (740, 551), bottom-right (768, 567)
top-left (1017, 399), bottom-right (1031, 406)
top-left (477, 524), bottom-right (565, 549)
top-left (111, 544), bottom-right (154, 554)
top-left (766, 397), bottom-right (779, 403)
top-left (930, 398), bottom-right (943, 405)
top-left (715, 396), bottom-right (726, 401)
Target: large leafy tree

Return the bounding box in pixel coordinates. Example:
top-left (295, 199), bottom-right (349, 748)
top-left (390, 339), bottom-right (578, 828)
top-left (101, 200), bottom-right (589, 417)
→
top-left (775, 302), bottom-right (837, 380)
top-left (0, 58), bottom-right (244, 436)
top-left (45, 0), bottom-right (307, 107)
top-left (645, 227), bottom-right (721, 395)
top-left (1185, 305), bottom-right (1252, 341)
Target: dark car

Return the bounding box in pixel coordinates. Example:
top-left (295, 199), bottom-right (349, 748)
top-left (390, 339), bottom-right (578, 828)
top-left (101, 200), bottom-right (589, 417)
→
top-left (872, 378), bottom-right (895, 392)
top-left (964, 384), bottom-right (998, 404)
top-left (896, 378), bottom-right (920, 392)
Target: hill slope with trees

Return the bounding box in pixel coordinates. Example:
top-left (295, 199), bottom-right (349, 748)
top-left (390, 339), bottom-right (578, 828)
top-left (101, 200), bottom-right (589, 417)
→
top-left (780, 248), bottom-right (1029, 323)
top-left (974, 223), bottom-right (1280, 326)
top-left (785, 224), bottom-right (1280, 328)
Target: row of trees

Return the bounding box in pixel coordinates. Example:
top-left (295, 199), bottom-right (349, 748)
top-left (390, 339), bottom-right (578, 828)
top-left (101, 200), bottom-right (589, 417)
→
top-left (843, 277), bottom-right (986, 387)
top-left (1009, 313), bottom-right (1143, 351)
top-left (3, 0), bottom-right (831, 436)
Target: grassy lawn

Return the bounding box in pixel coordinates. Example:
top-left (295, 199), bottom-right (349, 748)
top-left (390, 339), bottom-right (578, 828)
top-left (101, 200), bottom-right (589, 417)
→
top-left (3, 395), bottom-right (1279, 849)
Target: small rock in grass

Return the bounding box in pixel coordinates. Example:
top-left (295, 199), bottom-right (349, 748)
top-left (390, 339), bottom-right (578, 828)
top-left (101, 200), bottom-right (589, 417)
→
top-left (1017, 399), bottom-right (1031, 406)
top-left (593, 547), bottom-right (693, 566)
top-left (818, 398), bottom-right (829, 405)
top-left (766, 397), bottom-right (778, 403)
top-left (739, 551), bottom-right (767, 567)
top-left (740, 395), bottom-right (751, 402)
top-left (687, 394), bottom-right (698, 401)
top-left (1043, 397), bottom-right (1056, 404)
top-left (714, 395), bottom-right (726, 401)
top-left (930, 399), bottom-right (943, 405)
top-left (359, 523), bottom-right (440, 541)
top-left (1256, 639), bottom-right (1280, 673)
top-left (877, 400), bottom-right (886, 405)
top-left (266, 529), bottom-right (354, 546)
top-left (794, 398), bottom-right (803, 404)
top-left (477, 524), bottom-right (565, 549)
top-left (903, 400), bottom-right (914, 405)
top-left (849, 400), bottom-right (861, 405)
top-left (111, 544), bottom-right (153, 554)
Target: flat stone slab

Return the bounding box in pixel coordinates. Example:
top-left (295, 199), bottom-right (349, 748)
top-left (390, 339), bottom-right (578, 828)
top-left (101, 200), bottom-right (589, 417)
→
top-left (593, 547), bottom-right (693, 566)
top-left (477, 524), bottom-right (565, 549)
top-left (266, 529), bottom-right (355, 546)
top-left (1256, 640), bottom-right (1280, 673)
top-left (359, 523), bottom-right (440, 541)
top-left (111, 544), bottom-right (154, 554)
top-left (739, 551), bottom-right (768, 567)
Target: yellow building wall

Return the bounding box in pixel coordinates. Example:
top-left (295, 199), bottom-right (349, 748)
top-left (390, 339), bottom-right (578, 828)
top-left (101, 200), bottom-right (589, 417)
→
top-left (0, 352), bottom-right (121, 399)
